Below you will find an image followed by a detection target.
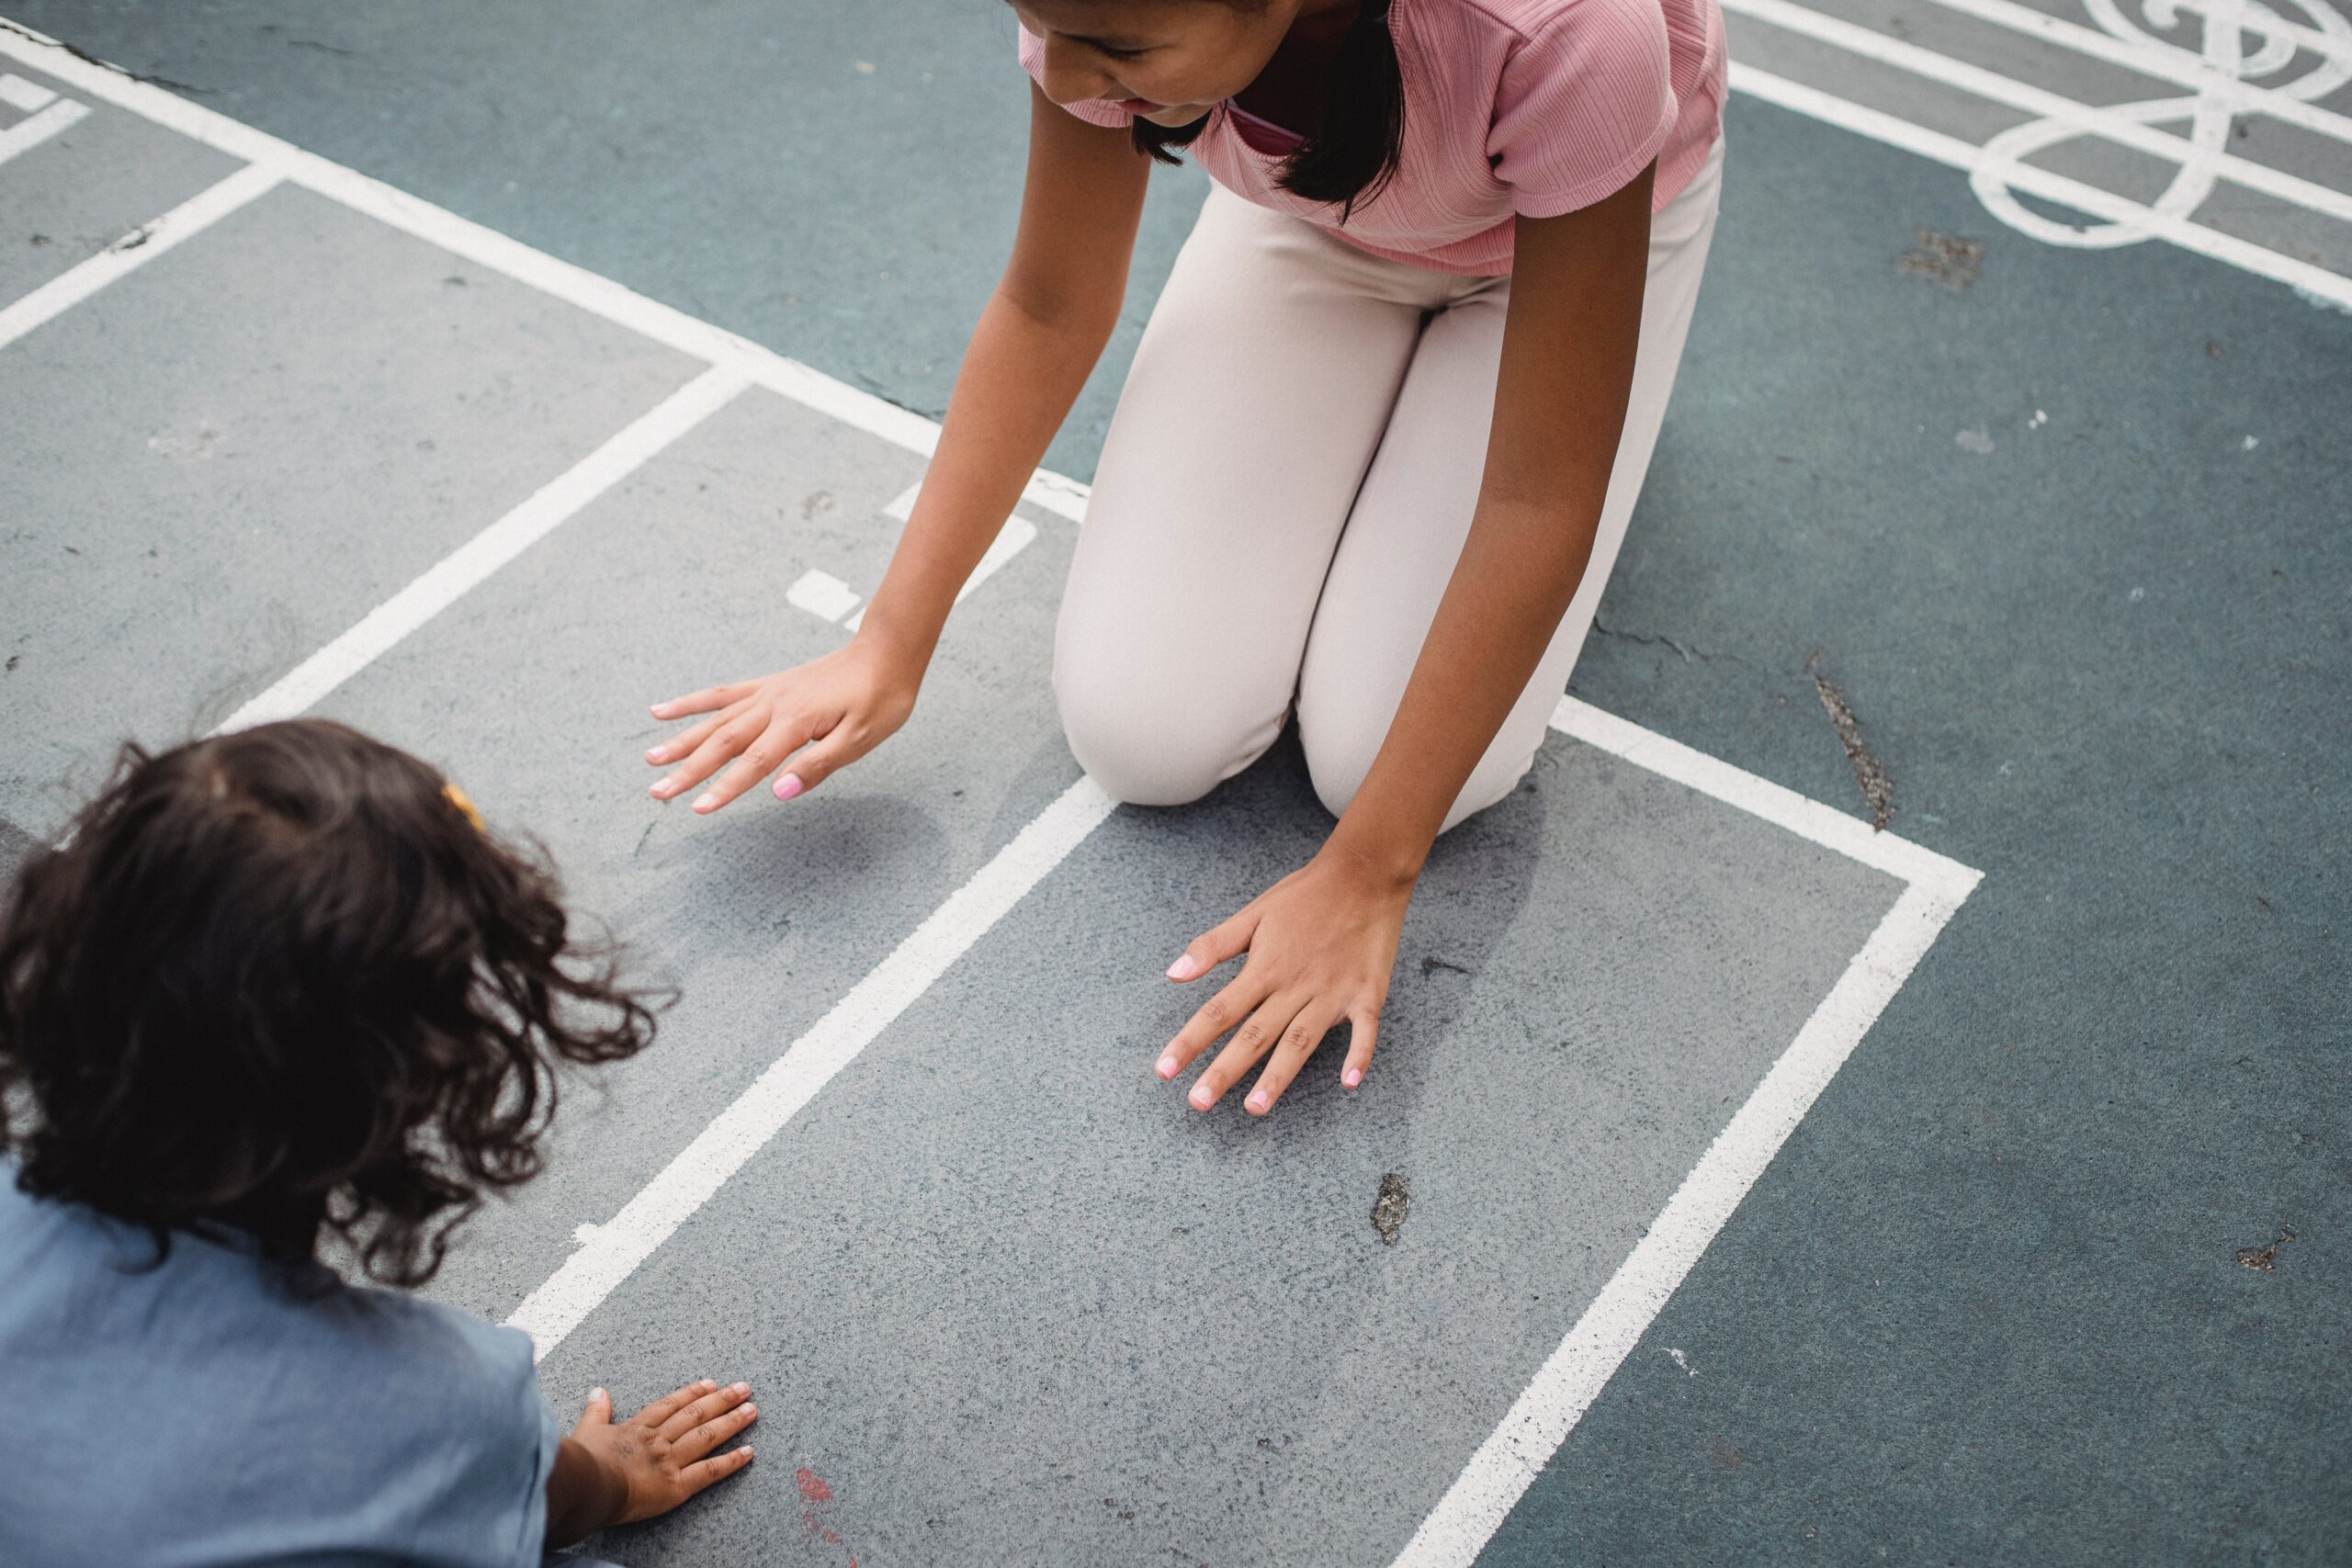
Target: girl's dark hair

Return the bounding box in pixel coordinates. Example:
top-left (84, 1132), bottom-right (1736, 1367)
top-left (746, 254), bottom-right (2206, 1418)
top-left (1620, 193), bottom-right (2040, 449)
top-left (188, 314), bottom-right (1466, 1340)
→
top-left (1132, 0), bottom-right (1406, 219)
top-left (0, 720), bottom-right (659, 1287)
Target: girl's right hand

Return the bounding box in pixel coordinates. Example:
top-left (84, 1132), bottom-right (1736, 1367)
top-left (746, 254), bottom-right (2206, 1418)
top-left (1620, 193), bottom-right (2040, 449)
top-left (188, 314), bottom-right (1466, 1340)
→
top-left (554, 1380), bottom-right (757, 1537)
top-left (645, 636), bottom-right (921, 813)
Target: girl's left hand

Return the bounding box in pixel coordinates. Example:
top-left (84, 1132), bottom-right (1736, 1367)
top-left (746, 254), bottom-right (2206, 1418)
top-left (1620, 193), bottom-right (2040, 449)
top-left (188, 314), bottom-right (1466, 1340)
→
top-left (1155, 847), bottom-right (1414, 1116)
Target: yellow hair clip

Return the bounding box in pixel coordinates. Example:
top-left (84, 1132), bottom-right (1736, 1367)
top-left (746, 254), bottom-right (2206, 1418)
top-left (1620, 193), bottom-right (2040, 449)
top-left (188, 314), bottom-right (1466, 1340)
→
top-left (441, 782), bottom-right (486, 832)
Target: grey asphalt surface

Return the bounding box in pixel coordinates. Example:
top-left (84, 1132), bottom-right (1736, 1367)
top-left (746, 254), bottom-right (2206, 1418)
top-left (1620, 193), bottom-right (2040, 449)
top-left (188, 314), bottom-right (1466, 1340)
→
top-left (4, 1), bottom-right (2348, 1563)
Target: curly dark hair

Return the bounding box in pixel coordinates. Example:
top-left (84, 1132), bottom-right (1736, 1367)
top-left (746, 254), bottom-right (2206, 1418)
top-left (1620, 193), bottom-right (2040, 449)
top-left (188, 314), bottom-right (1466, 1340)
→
top-left (0, 719), bottom-right (660, 1286)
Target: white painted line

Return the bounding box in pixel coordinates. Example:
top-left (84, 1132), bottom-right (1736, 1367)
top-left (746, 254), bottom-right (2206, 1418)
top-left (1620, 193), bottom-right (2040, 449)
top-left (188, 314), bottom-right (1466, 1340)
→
top-left (212, 366), bottom-right (748, 733)
top-left (0, 161), bottom-right (280, 352)
top-left (1394, 874), bottom-right (1973, 1566)
top-left (1910, 0), bottom-right (2352, 145)
top-left (505, 773), bottom-right (1121, 1359)
top-left (843, 505), bottom-right (1043, 633)
top-left (1725, 0), bottom-right (2352, 225)
top-left (957, 513), bottom-right (1040, 605)
top-left (0, 68), bottom-right (55, 109)
top-left (882, 479), bottom-right (923, 522)
top-left (1728, 62), bottom-right (2352, 311)
top-left (785, 568), bottom-right (863, 624)
top-left (0, 18), bottom-right (1094, 525)
top-left (1551, 696), bottom-right (1979, 901)
top-left (0, 91), bottom-right (79, 165)
top-left (1396, 698), bottom-right (1984, 1564)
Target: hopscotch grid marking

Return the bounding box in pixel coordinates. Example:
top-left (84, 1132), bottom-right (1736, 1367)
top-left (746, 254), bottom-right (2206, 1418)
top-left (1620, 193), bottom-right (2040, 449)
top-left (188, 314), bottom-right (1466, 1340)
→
top-left (1391, 874), bottom-right (1974, 1567)
top-left (1388, 699), bottom-right (1982, 1566)
top-left (0, 16), bottom-right (1993, 1557)
top-left (211, 366), bottom-right (751, 735)
top-left (1725, 0), bottom-right (2352, 222)
top-left (507, 774), bottom-right (1122, 1359)
top-left (0, 80), bottom-right (83, 166)
top-left (0, 161), bottom-right (280, 351)
top-left (0, 18), bottom-right (1088, 525)
top-left (513, 708), bottom-right (1979, 1373)
top-left (0, 67), bottom-right (53, 109)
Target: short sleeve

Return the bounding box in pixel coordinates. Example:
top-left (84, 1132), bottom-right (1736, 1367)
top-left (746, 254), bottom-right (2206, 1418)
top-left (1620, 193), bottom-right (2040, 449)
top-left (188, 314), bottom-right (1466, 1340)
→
top-left (1489, 0), bottom-right (1679, 218)
top-left (1015, 21), bottom-right (1138, 130)
top-left (378, 1305), bottom-right (568, 1568)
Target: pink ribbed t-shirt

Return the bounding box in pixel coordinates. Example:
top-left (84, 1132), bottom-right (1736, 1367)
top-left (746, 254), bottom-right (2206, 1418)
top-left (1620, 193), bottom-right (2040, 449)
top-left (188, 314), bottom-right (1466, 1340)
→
top-left (1018, 0), bottom-right (1726, 275)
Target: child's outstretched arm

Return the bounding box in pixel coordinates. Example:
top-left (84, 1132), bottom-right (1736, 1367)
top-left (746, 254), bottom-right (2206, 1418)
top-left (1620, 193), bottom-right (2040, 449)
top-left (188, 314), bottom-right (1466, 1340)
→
top-left (644, 85), bottom-right (1149, 814)
top-left (544, 1379), bottom-right (758, 1547)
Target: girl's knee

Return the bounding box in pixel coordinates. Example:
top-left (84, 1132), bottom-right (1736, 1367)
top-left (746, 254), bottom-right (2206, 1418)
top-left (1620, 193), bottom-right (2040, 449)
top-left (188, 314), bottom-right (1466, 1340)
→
top-left (1053, 661), bottom-right (1236, 807)
top-left (1301, 715), bottom-right (1380, 820)
top-left (1303, 719), bottom-right (1532, 829)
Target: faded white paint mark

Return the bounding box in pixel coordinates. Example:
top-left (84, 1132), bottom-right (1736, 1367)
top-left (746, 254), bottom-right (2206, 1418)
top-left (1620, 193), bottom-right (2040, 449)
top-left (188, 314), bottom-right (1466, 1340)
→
top-left (146, 422), bottom-right (222, 461)
top-left (0, 75), bottom-right (85, 168)
top-left (786, 569), bottom-right (862, 624)
top-left (0, 70), bottom-right (57, 111)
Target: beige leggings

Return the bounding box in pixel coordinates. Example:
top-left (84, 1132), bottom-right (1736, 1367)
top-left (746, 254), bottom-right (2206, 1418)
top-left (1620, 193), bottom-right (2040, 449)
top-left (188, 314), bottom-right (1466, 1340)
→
top-left (1055, 140), bottom-right (1724, 830)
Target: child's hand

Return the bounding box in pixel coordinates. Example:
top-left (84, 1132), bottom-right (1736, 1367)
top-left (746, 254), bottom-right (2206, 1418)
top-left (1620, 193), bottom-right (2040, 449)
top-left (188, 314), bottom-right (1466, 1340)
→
top-left (1154, 844), bottom-right (1413, 1116)
top-left (646, 637), bottom-right (920, 813)
top-left (560, 1380), bottom-right (759, 1532)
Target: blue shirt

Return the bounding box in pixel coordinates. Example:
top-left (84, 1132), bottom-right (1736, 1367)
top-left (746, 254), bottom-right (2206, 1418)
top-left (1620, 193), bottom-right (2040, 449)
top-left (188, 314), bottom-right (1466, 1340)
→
top-left (0, 1175), bottom-right (571, 1568)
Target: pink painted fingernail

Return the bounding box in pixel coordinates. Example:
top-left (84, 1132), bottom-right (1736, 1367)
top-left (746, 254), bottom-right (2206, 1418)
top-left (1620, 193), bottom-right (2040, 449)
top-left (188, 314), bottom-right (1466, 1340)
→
top-left (775, 773), bottom-right (804, 801)
top-left (650, 703), bottom-right (673, 717)
top-left (1166, 953), bottom-right (1198, 981)
top-left (1246, 1091), bottom-right (1268, 1113)
top-left (1343, 1066), bottom-right (1363, 1088)
top-left (1188, 1083), bottom-right (1214, 1111)
top-left (1155, 1055), bottom-right (1178, 1079)
top-left (650, 780), bottom-right (674, 799)
top-left (644, 747), bottom-right (665, 763)
top-left (691, 792), bottom-right (718, 812)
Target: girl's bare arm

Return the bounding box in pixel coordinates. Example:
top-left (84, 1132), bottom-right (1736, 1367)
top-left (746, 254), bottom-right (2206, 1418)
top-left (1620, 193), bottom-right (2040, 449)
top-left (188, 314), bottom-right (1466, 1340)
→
top-left (645, 88), bottom-right (1148, 811)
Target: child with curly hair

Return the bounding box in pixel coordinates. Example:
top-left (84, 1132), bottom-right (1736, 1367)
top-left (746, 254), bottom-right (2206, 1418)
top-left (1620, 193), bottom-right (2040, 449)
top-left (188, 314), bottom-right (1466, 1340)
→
top-left (0, 720), bottom-right (754, 1567)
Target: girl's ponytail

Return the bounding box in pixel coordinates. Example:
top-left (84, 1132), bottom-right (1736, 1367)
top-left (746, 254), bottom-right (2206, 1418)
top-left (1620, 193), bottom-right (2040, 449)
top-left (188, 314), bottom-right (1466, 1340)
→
top-left (1129, 0), bottom-right (1407, 221)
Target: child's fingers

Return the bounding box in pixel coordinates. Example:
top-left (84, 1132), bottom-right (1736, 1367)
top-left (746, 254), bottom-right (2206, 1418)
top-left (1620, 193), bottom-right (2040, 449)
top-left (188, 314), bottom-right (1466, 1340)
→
top-left (1341, 1006), bottom-right (1379, 1089)
top-left (643, 706), bottom-right (735, 767)
top-left (634, 1378), bottom-right (720, 1431)
top-left (571, 1386), bottom-right (615, 1436)
top-left (1156, 970), bottom-right (1274, 1082)
top-left (693, 716), bottom-right (820, 813)
top-left (654, 1381), bottom-right (752, 1443)
top-left (1189, 993), bottom-right (1303, 1112)
top-left (649, 716), bottom-right (761, 803)
top-left (1243, 1003), bottom-right (1341, 1116)
top-left (650, 681), bottom-right (753, 720)
top-left (672, 1400), bottom-right (758, 1463)
top-left (676, 1444), bottom-right (756, 1495)
top-left (767, 722), bottom-right (867, 801)
top-left (1165, 906), bottom-right (1260, 984)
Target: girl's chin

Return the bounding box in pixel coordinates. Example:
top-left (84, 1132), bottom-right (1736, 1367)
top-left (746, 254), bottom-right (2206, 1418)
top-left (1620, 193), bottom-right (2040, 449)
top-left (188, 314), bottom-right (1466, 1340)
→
top-left (1137, 102), bottom-right (1215, 128)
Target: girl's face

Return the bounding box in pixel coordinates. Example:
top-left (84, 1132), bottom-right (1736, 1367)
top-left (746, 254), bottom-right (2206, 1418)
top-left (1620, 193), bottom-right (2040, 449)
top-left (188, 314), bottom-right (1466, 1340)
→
top-left (1013, 0), bottom-right (1302, 127)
